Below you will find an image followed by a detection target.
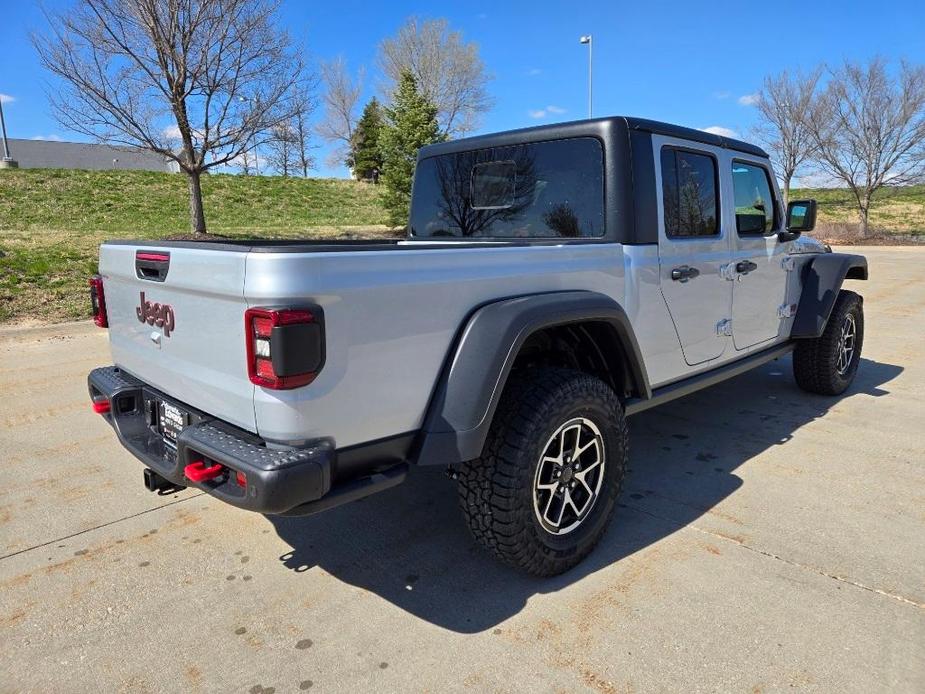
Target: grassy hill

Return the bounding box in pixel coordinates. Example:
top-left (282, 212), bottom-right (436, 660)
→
top-left (0, 168), bottom-right (922, 325)
top-left (792, 184), bottom-right (925, 238)
top-left (0, 167), bottom-right (391, 234)
top-left (0, 168), bottom-right (394, 323)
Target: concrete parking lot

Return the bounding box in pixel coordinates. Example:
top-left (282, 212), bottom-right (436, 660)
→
top-left (1, 246), bottom-right (923, 693)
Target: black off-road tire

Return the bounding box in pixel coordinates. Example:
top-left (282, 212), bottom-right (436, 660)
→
top-left (793, 289), bottom-right (864, 395)
top-left (456, 367), bottom-right (628, 577)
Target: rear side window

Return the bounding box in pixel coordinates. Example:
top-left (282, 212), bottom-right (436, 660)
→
top-left (732, 162), bottom-right (778, 234)
top-left (660, 148), bottom-right (719, 237)
top-left (409, 137), bottom-right (604, 238)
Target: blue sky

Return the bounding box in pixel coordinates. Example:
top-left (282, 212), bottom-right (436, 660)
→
top-left (2, 0), bottom-right (924, 179)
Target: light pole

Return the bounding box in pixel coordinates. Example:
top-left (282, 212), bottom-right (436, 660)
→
top-left (0, 97), bottom-right (18, 168)
top-left (579, 35), bottom-right (593, 119)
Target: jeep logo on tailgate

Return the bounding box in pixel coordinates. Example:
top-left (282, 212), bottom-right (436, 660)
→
top-left (136, 291), bottom-right (176, 337)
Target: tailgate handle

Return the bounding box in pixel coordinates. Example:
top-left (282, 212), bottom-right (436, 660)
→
top-left (184, 460), bottom-right (224, 482)
top-left (136, 251), bottom-right (170, 282)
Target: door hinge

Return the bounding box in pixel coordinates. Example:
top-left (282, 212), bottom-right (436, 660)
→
top-left (778, 303), bottom-right (798, 319)
top-left (719, 263), bottom-right (740, 282)
top-left (781, 256), bottom-right (796, 272)
top-left (716, 319), bottom-right (733, 337)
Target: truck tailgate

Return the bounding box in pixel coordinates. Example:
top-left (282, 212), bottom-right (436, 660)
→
top-left (99, 243), bottom-right (255, 433)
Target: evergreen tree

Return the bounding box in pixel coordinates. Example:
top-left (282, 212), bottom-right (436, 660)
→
top-left (380, 72), bottom-right (443, 226)
top-left (352, 98), bottom-right (385, 181)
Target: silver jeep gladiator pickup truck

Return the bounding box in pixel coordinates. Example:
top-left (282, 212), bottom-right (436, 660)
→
top-left (88, 116), bottom-right (868, 576)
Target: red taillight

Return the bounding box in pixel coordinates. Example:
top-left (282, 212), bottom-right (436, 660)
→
top-left (244, 307), bottom-right (323, 390)
top-left (89, 275), bottom-right (108, 328)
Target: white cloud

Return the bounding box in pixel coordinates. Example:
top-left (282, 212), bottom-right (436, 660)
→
top-left (162, 124), bottom-right (182, 139)
top-left (30, 134), bottom-right (63, 141)
top-left (738, 93), bottom-right (759, 106)
top-left (0, 93), bottom-right (15, 104)
top-left (528, 105), bottom-right (567, 119)
top-left (701, 125), bottom-right (739, 138)
top-left (527, 68), bottom-right (542, 76)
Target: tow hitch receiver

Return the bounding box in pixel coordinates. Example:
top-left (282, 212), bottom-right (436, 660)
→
top-left (143, 467), bottom-right (184, 493)
top-left (184, 460), bottom-right (225, 483)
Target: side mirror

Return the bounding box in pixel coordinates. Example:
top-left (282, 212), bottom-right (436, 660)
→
top-left (780, 199), bottom-right (817, 241)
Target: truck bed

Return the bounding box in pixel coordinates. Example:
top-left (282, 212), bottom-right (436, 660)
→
top-left (98, 239), bottom-right (635, 449)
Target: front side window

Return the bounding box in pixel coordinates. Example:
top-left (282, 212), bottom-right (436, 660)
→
top-left (732, 162), bottom-right (777, 235)
top-left (660, 148), bottom-right (719, 237)
top-left (409, 137), bottom-right (604, 238)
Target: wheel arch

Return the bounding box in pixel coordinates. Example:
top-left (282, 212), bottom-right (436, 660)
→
top-left (791, 253), bottom-right (868, 339)
top-left (413, 291), bottom-right (650, 466)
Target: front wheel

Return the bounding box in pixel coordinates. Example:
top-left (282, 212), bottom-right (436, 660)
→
top-left (793, 289), bottom-right (864, 395)
top-left (456, 367), bottom-right (627, 576)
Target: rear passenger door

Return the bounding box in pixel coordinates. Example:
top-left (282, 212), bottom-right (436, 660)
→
top-left (655, 138), bottom-right (732, 366)
top-left (728, 159), bottom-right (790, 350)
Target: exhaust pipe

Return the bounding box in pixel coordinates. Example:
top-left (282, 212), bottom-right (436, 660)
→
top-left (143, 468), bottom-right (185, 494)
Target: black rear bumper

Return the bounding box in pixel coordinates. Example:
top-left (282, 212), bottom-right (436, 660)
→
top-left (88, 366), bottom-right (406, 515)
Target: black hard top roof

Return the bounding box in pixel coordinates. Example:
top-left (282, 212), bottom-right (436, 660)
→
top-left (419, 115), bottom-right (769, 159)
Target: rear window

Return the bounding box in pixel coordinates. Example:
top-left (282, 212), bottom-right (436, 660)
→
top-left (409, 137), bottom-right (605, 238)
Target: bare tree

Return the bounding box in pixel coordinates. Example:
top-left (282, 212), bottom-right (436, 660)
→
top-left (752, 68), bottom-right (821, 205)
top-left (316, 56), bottom-right (362, 172)
top-left (33, 0), bottom-right (309, 233)
top-left (238, 148), bottom-right (259, 175)
top-left (377, 17), bottom-right (493, 137)
top-left (265, 123), bottom-right (297, 176)
top-left (805, 58), bottom-right (925, 237)
top-left (292, 92), bottom-right (315, 177)
top-left (267, 90), bottom-right (315, 177)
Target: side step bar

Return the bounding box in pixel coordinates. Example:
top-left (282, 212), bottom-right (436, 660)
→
top-left (624, 342), bottom-right (794, 416)
top-left (279, 463), bottom-right (410, 517)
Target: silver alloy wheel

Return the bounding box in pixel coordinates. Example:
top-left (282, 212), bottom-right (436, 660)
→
top-left (532, 417), bottom-right (606, 535)
top-left (836, 313), bottom-right (857, 375)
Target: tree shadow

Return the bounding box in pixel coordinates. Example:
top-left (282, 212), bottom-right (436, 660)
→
top-left (267, 356), bottom-right (902, 633)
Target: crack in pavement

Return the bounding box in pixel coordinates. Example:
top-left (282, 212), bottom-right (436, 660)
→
top-left (0, 492), bottom-right (205, 562)
top-left (4, 487), bottom-right (920, 611)
top-left (625, 501), bottom-right (924, 610)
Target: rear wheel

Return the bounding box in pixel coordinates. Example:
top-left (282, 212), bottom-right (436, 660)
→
top-left (456, 367), bottom-right (627, 576)
top-left (793, 290), bottom-right (864, 395)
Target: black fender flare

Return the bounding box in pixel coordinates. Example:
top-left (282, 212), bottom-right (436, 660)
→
top-left (791, 253), bottom-right (868, 339)
top-left (413, 291), bottom-right (650, 466)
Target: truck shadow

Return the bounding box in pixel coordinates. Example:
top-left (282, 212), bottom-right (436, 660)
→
top-left (267, 356), bottom-right (901, 633)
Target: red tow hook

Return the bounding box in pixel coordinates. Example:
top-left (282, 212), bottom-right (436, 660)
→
top-left (92, 399), bottom-right (111, 414)
top-left (184, 460), bottom-right (225, 483)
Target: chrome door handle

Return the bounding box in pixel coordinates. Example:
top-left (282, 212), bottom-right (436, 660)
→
top-left (735, 260), bottom-right (758, 274)
top-left (671, 266), bottom-right (700, 282)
